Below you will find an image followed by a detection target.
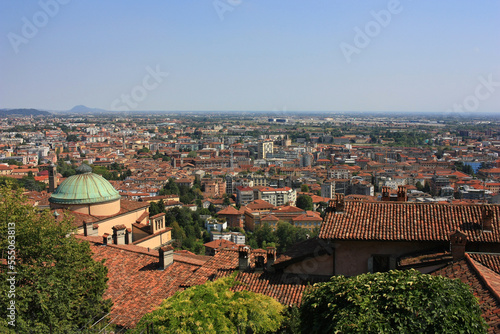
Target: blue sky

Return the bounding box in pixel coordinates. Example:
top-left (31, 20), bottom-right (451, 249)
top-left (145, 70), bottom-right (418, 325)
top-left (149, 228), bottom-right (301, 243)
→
top-left (0, 0), bottom-right (499, 113)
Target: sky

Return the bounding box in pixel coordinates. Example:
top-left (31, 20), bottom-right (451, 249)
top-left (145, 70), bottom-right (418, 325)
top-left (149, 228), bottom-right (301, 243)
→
top-left (0, 0), bottom-right (499, 113)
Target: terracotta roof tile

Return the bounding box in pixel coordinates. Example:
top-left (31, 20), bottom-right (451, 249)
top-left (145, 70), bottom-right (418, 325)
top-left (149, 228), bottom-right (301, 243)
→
top-left (320, 202), bottom-right (500, 243)
top-left (432, 256), bottom-right (500, 333)
top-left (214, 271), bottom-right (329, 306)
top-left (217, 205), bottom-right (240, 215)
top-left (75, 235), bottom-right (206, 328)
top-left (470, 253), bottom-right (500, 275)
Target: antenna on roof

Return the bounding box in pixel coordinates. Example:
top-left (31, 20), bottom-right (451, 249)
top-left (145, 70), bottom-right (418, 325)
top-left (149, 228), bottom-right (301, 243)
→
top-left (483, 176), bottom-right (486, 206)
top-left (230, 146), bottom-right (234, 173)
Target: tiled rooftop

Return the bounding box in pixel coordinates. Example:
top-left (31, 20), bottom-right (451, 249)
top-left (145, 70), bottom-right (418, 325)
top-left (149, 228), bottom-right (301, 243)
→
top-left (320, 201), bottom-right (500, 243)
top-left (432, 254), bottom-right (500, 333)
top-left (470, 253), bottom-right (500, 275)
top-left (75, 235), bottom-right (207, 328)
top-left (214, 271), bottom-right (329, 306)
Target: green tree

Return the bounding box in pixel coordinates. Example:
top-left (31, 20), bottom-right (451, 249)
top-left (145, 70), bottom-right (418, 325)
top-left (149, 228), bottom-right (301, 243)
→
top-left (1, 159), bottom-right (22, 166)
top-left (0, 185), bottom-right (111, 333)
top-left (296, 194), bottom-right (313, 211)
top-left (133, 275), bottom-right (285, 334)
top-left (462, 164), bottom-right (475, 176)
top-left (149, 201), bottom-right (161, 216)
top-left (18, 175), bottom-right (46, 192)
top-left (208, 203), bottom-right (217, 215)
top-left (275, 221), bottom-right (309, 252)
top-left (300, 269), bottom-right (487, 334)
top-left (171, 221), bottom-right (186, 241)
top-left (57, 159), bottom-right (76, 178)
top-left (187, 150), bottom-right (197, 158)
top-left (254, 223), bottom-right (277, 247)
top-left (161, 178), bottom-right (180, 195)
top-left (66, 134), bottom-right (79, 142)
top-left (301, 184), bottom-right (310, 193)
top-left (223, 193), bottom-right (231, 206)
top-left (136, 147), bottom-right (150, 154)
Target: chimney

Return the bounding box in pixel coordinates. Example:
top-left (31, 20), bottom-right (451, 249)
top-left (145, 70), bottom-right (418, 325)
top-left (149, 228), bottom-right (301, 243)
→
top-left (334, 193), bottom-right (345, 213)
top-left (126, 228), bottom-right (132, 244)
top-left (159, 245), bottom-right (174, 270)
top-left (266, 247), bottom-right (276, 272)
top-left (238, 245), bottom-right (250, 271)
top-left (112, 224), bottom-right (127, 245)
top-left (327, 199), bottom-right (335, 213)
top-left (255, 255), bottom-right (265, 272)
top-left (397, 186), bottom-right (407, 202)
top-left (482, 205), bottom-right (494, 231)
top-left (381, 186), bottom-right (390, 201)
top-left (48, 164), bottom-right (57, 193)
top-left (83, 221), bottom-right (99, 237)
top-left (102, 233), bottom-right (112, 245)
top-left (450, 230), bottom-right (467, 261)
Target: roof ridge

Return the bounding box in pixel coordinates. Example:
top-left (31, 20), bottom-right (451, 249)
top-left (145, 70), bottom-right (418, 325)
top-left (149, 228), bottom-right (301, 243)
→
top-left (465, 253), bottom-right (500, 304)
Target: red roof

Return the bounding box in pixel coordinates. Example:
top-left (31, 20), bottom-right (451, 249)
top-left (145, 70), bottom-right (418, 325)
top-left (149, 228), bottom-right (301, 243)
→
top-left (293, 212), bottom-right (322, 222)
top-left (261, 215), bottom-right (280, 221)
top-left (272, 205), bottom-right (305, 213)
top-left (215, 271), bottom-right (328, 306)
top-left (432, 254), bottom-right (500, 332)
top-left (258, 186), bottom-right (292, 192)
top-left (75, 235), bottom-right (208, 328)
top-left (246, 199), bottom-right (276, 210)
top-left (470, 253), bottom-right (500, 275)
top-left (236, 186), bottom-right (253, 192)
top-left (320, 201), bottom-right (500, 243)
top-left (217, 205), bottom-right (241, 215)
top-left (204, 239), bottom-right (238, 250)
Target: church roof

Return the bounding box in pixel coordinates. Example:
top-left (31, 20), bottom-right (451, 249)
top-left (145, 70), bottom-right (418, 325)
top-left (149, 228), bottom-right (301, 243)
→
top-left (49, 171), bottom-right (121, 205)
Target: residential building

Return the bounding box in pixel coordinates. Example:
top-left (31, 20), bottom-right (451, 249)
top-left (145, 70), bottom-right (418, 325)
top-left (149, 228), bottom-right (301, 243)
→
top-left (235, 186), bottom-right (254, 206)
top-left (258, 141), bottom-right (274, 159)
top-left (211, 231), bottom-right (246, 244)
top-left (256, 186), bottom-right (296, 207)
top-left (321, 181), bottom-right (335, 199)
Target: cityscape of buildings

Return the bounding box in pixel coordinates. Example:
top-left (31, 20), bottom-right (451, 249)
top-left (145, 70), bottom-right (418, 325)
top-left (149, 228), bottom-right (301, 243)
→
top-left (1, 111), bottom-right (500, 329)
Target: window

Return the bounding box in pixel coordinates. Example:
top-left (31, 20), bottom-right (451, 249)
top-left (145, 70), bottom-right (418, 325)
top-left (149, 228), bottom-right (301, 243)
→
top-left (368, 254), bottom-right (395, 273)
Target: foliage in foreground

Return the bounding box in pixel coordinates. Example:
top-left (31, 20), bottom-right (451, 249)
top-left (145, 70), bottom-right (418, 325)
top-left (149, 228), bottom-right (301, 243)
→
top-left (134, 275), bottom-right (285, 334)
top-left (300, 269), bottom-right (487, 334)
top-left (0, 184), bottom-right (111, 333)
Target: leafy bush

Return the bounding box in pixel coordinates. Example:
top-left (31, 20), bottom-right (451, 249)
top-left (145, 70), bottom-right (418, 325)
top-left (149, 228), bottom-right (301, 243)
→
top-left (134, 275), bottom-right (285, 334)
top-left (300, 269), bottom-right (487, 333)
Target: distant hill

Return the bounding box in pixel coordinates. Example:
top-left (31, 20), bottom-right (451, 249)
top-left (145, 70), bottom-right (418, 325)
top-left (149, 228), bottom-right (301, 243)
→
top-left (0, 108), bottom-right (51, 117)
top-left (68, 105), bottom-right (108, 114)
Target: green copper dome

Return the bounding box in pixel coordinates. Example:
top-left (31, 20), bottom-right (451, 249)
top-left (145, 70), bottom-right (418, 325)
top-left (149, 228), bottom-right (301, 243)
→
top-left (49, 170), bottom-right (121, 205)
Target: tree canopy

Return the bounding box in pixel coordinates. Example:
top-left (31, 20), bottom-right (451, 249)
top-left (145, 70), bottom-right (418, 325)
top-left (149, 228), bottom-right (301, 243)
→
top-left (133, 275), bottom-right (285, 334)
top-left (296, 194), bottom-right (313, 211)
top-left (274, 221), bottom-right (309, 252)
top-left (246, 222), bottom-right (312, 252)
top-left (300, 269), bottom-right (487, 333)
top-left (0, 184), bottom-right (111, 333)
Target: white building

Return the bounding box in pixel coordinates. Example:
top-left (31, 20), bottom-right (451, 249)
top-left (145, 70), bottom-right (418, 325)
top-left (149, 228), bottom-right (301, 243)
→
top-left (258, 141), bottom-right (274, 159)
top-left (205, 218), bottom-right (227, 233)
top-left (211, 231), bottom-right (246, 245)
top-left (257, 186), bottom-right (296, 206)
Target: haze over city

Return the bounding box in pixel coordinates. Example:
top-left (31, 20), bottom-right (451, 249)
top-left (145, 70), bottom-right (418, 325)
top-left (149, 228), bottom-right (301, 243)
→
top-left (1, 0), bottom-right (499, 113)
top-left (4, 2), bottom-right (500, 332)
